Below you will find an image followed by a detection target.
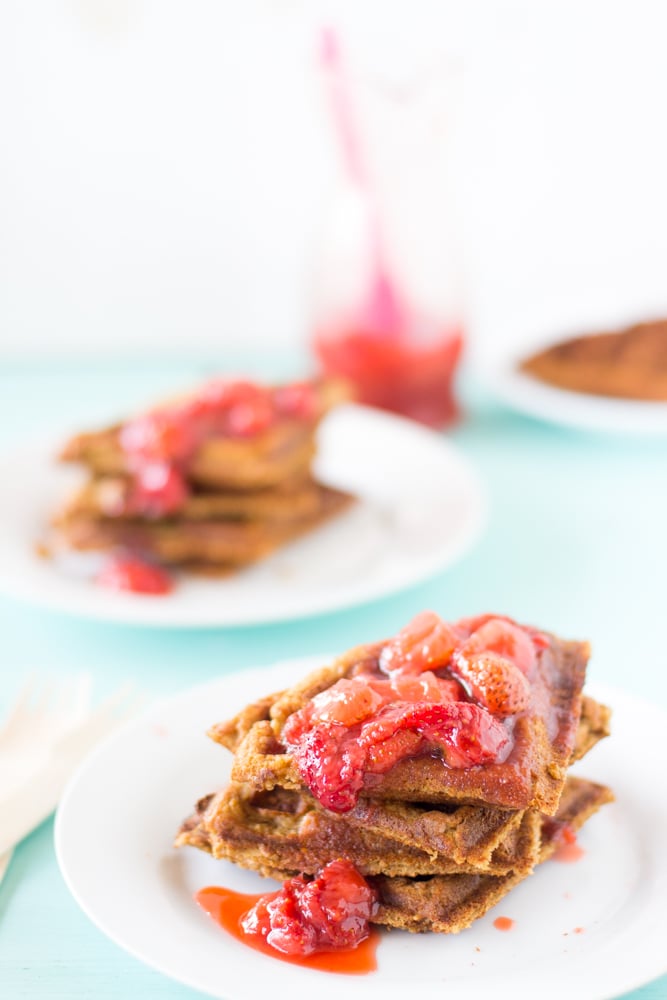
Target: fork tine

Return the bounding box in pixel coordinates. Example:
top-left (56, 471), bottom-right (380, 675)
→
top-left (31, 678), bottom-right (57, 718)
top-left (72, 674), bottom-right (93, 723)
top-left (0, 849), bottom-right (12, 887)
top-left (0, 673), bottom-right (98, 752)
top-left (114, 693), bottom-right (148, 724)
top-left (74, 682), bottom-right (138, 730)
top-left (51, 674), bottom-right (92, 730)
top-left (37, 678), bottom-right (80, 744)
top-left (51, 684), bottom-right (146, 763)
top-left (95, 687), bottom-right (147, 735)
top-left (0, 676), bottom-right (38, 746)
top-left (51, 676), bottom-right (74, 722)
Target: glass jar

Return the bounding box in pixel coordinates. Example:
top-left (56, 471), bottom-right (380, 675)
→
top-left (310, 52), bottom-right (465, 428)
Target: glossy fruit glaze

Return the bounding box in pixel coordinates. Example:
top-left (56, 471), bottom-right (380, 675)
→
top-left (196, 860), bottom-right (379, 972)
top-left (282, 612), bottom-right (549, 811)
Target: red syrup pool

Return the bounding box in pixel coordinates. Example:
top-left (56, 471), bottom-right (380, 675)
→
top-left (195, 885), bottom-right (379, 975)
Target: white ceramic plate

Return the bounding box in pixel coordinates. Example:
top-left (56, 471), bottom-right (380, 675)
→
top-left (0, 404), bottom-right (484, 627)
top-left (482, 345), bottom-right (667, 436)
top-left (55, 657), bottom-right (667, 1000)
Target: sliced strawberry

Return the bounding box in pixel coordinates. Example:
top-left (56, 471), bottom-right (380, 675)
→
top-left (309, 678), bottom-right (383, 726)
top-left (365, 728), bottom-right (424, 772)
top-left (129, 462), bottom-right (189, 517)
top-left (357, 701), bottom-right (509, 767)
top-left (225, 393), bottom-right (275, 437)
top-left (288, 725), bottom-right (367, 813)
top-left (451, 650), bottom-right (530, 716)
top-left (243, 886), bottom-right (316, 955)
top-left (459, 618), bottom-right (537, 676)
top-left (120, 410), bottom-right (196, 464)
top-left (298, 859), bottom-right (378, 947)
top-left (416, 701), bottom-right (512, 767)
top-left (379, 610), bottom-right (459, 674)
top-left (241, 860), bottom-right (377, 955)
top-left (390, 670), bottom-right (441, 703)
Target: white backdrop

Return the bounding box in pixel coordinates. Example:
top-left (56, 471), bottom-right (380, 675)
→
top-left (1, 0), bottom-right (667, 362)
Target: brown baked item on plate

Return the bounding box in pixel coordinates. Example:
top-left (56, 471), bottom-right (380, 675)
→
top-left (59, 377), bottom-right (349, 490)
top-left (176, 782), bottom-right (543, 879)
top-left (371, 776), bottom-right (614, 933)
top-left (58, 474), bottom-right (330, 523)
top-left (53, 482), bottom-right (353, 568)
top-left (177, 694), bottom-right (608, 880)
top-left (177, 611), bottom-right (613, 948)
top-left (49, 376), bottom-right (354, 586)
top-left (211, 617), bottom-right (591, 815)
top-left (520, 319), bottom-right (667, 401)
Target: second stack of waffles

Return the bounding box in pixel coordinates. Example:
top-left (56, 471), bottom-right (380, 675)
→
top-left (52, 378), bottom-right (353, 574)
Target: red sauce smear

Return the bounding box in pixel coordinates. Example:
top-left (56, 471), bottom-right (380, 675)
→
top-left (493, 916), bottom-right (515, 931)
top-left (552, 823), bottom-right (586, 863)
top-left (96, 553), bottom-right (173, 594)
top-left (195, 887), bottom-right (379, 974)
top-left (281, 611), bottom-right (548, 812)
top-left (553, 840), bottom-right (586, 863)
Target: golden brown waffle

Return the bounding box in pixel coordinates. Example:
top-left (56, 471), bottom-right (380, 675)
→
top-left (62, 423), bottom-right (317, 492)
top-left (519, 319), bottom-right (667, 400)
top-left (370, 776), bottom-right (614, 933)
top-left (52, 483), bottom-right (354, 568)
top-left (60, 475), bottom-right (328, 523)
top-left (176, 783), bottom-right (542, 879)
top-left (570, 696), bottom-right (612, 763)
top-left (59, 378), bottom-right (349, 490)
top-left (176, 697), bottom-right (608, 881)
top-left (211, 634), bottom-right (593, 815)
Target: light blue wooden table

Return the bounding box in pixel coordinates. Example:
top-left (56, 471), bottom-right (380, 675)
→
top-left (1, 359), bottom-right (665, 999)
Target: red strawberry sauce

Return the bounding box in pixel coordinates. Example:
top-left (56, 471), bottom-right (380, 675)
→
top-left (96, 553), bottom-right (173, 595)
top-left (196, 860), bottom-right (379, 971)
top-left (281, 612), bottom-right (551, 812)
top-left (117, 379), bottom-right (320, 518)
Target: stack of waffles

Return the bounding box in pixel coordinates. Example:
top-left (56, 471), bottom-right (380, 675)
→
top-left (177, 614), bottom-right (613, 933)
top-left (52, 377), bottom-right (354, 575)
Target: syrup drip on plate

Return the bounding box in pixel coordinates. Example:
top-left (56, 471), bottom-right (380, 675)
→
top-left (493, 916), bottom-right (515, 932)
top-left (195, 886), bottom-right (379, 975)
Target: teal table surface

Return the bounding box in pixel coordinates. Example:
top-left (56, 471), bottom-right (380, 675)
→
top-left (1, 359), bottom-right (666, 999)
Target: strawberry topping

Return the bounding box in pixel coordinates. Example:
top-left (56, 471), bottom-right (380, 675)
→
top-left (450, 651), bottom-right (530, 717)
top-left (379, 610), bottom-right (459, 674)
top-left (281, 611), bottom-right (548, 811)
top-left (96, 553), bottom-right (173, 595)
top-left (456, 617), bottom-right (538, 676)
top-left (240, 859), bottom-right (378, 955)
top-left (283, 672), bottom-right (511, 812)
top-left (116, 378), bottom-right (322, 517)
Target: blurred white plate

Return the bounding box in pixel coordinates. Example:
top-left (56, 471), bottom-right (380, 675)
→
top-left (0, 404), bottom-right (485, 627)
top-left (482, 345), bottom-right (667, 436)
top-left (55, 658), bottom-right (667, 1000)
